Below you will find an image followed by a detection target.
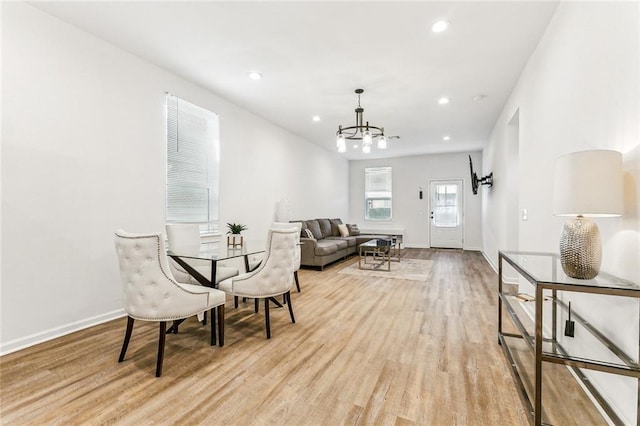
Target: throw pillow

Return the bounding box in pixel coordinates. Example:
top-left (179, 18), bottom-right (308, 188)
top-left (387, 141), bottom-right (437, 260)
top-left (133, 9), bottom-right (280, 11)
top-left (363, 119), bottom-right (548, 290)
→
top-left (337, 223), bottom-right (349, 237)
top-left (346, 224), bottom-right (361, 236)
top-left (303, 228), bottom-right (315, 240)
top-left (330, 218), bottom-right (343, 236)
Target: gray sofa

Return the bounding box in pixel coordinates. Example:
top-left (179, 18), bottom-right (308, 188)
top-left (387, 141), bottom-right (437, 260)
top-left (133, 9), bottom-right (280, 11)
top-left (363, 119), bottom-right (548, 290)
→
top-left (292, 218), bottom-right (388, 270)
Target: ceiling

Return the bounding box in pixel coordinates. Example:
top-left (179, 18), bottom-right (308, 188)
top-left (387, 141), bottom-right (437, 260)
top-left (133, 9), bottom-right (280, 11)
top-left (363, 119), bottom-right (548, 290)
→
top-left (31, 1), bottom-right (558, 160)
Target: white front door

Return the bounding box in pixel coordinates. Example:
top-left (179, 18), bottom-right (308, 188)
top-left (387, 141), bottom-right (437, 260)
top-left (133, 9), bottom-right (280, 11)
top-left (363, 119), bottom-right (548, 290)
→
top-left (430, 179), bottom-right (463, 249)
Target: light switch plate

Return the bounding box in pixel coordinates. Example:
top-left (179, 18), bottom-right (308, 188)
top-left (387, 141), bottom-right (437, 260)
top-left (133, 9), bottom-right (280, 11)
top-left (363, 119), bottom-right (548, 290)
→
top-left (522, 208), bottom-right (528, 221)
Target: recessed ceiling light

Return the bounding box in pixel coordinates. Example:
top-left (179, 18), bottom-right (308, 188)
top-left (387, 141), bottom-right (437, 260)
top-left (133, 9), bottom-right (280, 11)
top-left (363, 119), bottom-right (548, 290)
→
top-left (248, 72), bottom-right (263, 80)
top-left (312, 116), bottom-right (321, 122)
top-left (473, 94), bottom-right (488, 101)
top-left (443, 135), bottom-right (451, 141)
top-left (432, 20), bottom-right (449, 33)
top-left (438, 97), bottom-right (450, 105)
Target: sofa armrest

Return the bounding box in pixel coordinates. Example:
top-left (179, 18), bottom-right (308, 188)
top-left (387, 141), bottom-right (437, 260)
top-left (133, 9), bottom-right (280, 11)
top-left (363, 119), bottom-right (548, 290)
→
top-left (300, 237), bottom-right (317, 261)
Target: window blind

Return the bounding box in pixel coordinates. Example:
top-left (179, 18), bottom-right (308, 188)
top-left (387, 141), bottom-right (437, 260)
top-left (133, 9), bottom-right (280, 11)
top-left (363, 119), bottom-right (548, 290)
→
top-left (365, 166), bottom-right (392, 220)
top-left (166, 94), bottom-right (219, 231)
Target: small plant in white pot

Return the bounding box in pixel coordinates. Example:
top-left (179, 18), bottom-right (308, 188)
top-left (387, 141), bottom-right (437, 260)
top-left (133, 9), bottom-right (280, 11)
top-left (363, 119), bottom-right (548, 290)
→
top-left (226, 223), bottom-right (247, 247)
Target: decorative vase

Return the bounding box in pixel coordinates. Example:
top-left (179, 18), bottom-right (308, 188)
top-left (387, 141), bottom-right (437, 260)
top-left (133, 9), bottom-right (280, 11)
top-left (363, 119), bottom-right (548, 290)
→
top-left (227, 234), bottom-right (243, 248)
top-left (559, 216), bottom-right (601, 279)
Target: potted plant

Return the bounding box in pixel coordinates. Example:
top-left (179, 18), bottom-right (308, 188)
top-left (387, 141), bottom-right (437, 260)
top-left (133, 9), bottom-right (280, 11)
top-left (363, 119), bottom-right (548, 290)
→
top-left (226, 222), bottom-right (247, 247)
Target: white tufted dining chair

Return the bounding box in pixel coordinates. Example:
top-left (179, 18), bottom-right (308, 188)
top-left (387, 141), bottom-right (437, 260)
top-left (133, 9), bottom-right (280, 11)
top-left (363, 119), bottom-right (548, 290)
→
top-left (218, 227), bottom-right (298, 339)
top-left (165, 224), bottom-right (239, 286)
top-left (114, 230), bottom-right (227, 377)
top-left (248, 222), bottom-right (302, 292)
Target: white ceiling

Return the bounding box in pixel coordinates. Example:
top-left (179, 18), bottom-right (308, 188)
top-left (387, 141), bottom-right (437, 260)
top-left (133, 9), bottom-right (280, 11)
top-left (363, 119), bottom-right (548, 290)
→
top-left (31, 1), bottom-right (558, 160)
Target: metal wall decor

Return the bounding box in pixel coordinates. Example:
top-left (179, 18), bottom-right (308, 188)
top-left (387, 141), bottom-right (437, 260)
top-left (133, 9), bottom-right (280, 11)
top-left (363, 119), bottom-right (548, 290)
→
top-left (336, 89), bottom-right (387, 154)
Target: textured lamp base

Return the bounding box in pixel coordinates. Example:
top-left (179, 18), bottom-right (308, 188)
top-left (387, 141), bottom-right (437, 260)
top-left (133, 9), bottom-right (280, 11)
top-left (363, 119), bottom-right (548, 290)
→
top-left (560, 217), bottom-right (602, 280)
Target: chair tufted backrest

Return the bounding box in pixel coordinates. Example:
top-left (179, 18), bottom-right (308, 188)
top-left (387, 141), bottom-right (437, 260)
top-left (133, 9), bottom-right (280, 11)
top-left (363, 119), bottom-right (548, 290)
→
top-left (165, 224), bottom-right (201, 254)
top-left (114, 230), bottom-right (212, 321)
top-left (231, 227), bottom-right (297, 298)
top-left (165, 223), bottom-right (205, 282)
top-left (271, 222), bottom-right (301, 270)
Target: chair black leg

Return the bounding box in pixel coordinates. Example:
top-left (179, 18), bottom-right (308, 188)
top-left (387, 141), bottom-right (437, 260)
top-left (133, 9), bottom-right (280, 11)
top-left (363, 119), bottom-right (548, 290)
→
top-left (255, 298), bottom-right (259, 313)
top-left (156, 321), bottom-right (167, 377)
top-left (234, 296), bottom-right (238, 308)
top-left (118, 316), bottom-right (135, 362)
top-left (264, 298), bottom-right (271, 339)
top-left (294, 270), bottom-right (301, 292)
top-left (202, 311), bottom-right (207, 326)
top-left (286, 291), bottom-right (296, 323)
top-left (210, 307), bottom-right (216, 346)
top-left (217, 305), bottom-right (225, 347)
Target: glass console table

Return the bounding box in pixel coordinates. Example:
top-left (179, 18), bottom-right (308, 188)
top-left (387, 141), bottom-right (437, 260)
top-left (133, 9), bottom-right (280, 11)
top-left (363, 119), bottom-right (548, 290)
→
top-left (498, 251), bottom-right (640, 425)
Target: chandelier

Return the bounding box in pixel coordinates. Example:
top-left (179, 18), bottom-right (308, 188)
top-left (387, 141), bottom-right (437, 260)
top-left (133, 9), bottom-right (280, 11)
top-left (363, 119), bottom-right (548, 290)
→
top-left (336, 89), bottom-right (386, 154)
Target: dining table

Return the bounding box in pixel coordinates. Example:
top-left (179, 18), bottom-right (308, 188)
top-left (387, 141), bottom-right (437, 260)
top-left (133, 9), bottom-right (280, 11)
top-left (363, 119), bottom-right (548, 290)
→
top-left (167, 241), bottom-right (266, 288)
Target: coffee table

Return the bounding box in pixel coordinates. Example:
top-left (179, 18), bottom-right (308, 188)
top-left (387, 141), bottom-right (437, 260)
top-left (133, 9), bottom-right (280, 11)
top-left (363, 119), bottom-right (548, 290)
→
top-left (358, 239), bottom-right (392, 271)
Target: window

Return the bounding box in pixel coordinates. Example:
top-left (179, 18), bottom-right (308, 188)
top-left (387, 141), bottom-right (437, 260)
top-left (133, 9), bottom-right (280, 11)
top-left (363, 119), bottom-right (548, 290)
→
top-left (365, 166), bottom-right (392, 220)
top-left (166, 94), bottom-right (219, 232)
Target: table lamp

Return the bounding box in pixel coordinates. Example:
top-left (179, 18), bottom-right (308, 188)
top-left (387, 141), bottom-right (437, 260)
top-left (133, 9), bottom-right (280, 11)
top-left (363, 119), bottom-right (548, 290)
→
top-left (553, 150), bottom-right (623, 279)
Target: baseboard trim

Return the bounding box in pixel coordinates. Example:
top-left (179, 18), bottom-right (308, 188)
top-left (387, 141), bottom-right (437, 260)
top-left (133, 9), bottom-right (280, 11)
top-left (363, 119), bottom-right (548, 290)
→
top-left (482, 251), bottom-right (498, 274)
top-left (404, 244), bottom-right (482, 250)
top-left (0, 308), bottom-right (126, 356)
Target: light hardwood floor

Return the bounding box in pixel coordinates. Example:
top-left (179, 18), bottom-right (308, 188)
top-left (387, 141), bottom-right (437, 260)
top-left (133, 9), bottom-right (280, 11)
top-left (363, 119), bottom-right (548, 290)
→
top-left (1, 250), bottom-right (539, 424)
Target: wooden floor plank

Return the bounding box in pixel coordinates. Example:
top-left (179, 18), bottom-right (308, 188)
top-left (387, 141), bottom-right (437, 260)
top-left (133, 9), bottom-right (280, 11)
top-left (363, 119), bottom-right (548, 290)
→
top-left (1, 249), bottom-right (600, 424)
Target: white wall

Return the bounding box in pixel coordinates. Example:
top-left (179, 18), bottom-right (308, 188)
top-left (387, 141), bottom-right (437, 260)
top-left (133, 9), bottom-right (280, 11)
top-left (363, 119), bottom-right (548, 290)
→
top-left (0, 3), bottom-right (348, 354)
top-left (349, 151), bottom-right (483, 250)
top-left (483, 2), bottom-right (639, 423)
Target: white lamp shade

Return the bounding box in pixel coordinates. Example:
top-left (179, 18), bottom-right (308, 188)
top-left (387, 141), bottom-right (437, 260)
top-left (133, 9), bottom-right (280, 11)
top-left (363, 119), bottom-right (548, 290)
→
top-left (553, 150), bottom-right (623, 217)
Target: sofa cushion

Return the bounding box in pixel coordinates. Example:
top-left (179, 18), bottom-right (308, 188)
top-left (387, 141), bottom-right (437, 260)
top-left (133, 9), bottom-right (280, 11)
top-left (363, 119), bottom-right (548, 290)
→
top-left (347, 224), bottom-right (361, 236)
top-left (314, 240), bottom-right (339, 256)
top-left (327, 236), bottom-right (357, 247)
top-left (331, 239), bottom-right (348, 250)
top-left (317, 218), bottom-right (333, 238)
top-left (337, 223), bottom-right (349, 237)
top-left (306, 219), bottom-right (323, 240)
top-left (330, 218), bottom-right (343, 236)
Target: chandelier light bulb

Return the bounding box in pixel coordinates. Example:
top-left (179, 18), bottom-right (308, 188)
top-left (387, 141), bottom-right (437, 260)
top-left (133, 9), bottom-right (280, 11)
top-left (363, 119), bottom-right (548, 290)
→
top-left (431, 20), bottom-right (449, 33)
top-left (377, 136), bottom-right (387, 149)
top-left (336, 133), bottom-right (346, 149)
top-left (362, 144), bottom-right (371, 154)
top-left (363, 129), bottom-right (372, 146)
top-left (338, 142), bottom-right (346, 153)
